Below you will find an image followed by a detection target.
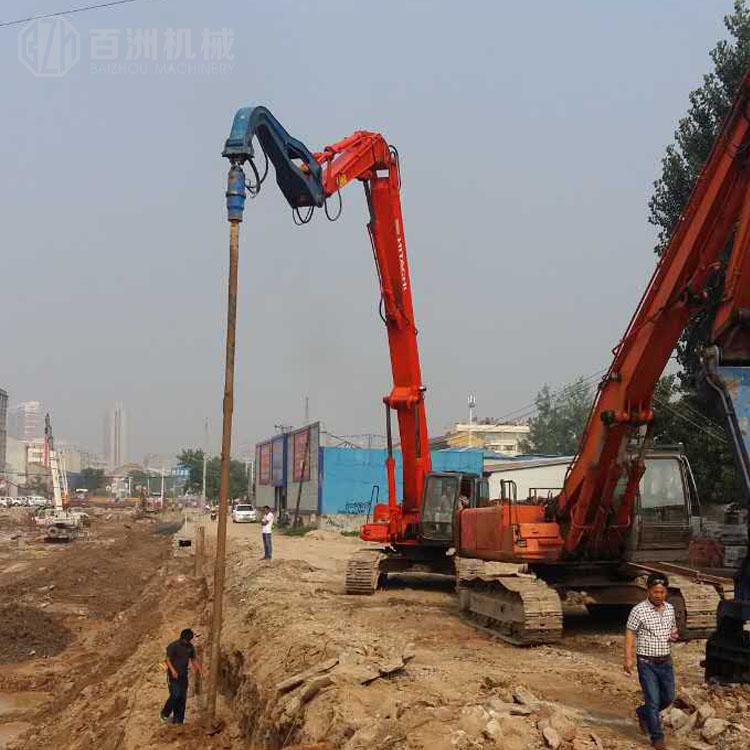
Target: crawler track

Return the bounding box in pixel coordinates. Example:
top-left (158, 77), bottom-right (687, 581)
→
top-left (344, 550), bottom-right (384, 595)
top-left (456, 557), bottom-right (563, 645)
top-left (668, 575), bottom-right (722, 639)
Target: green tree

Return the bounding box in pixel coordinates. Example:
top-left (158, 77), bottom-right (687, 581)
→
top-left (521, 377), bottom-right (593, 455)
top-left (650, 375), bottom-right (743, 505)
top-left (128, 468), bottom-right (149, 489)
top-left (79, 467), bottom-right (105, 492)
top-left (128, 468), bottom-right (164, 494)
top-left (646, 1), bottom-right (750, 503)
top-left (177, 448), bottom-right (205, 494)
top-left (204, 456), bottom-right (249, 501)
top-left (176, 448), bottom-right (249, 501)
top-left (649, 0), bottom-right (750, 386)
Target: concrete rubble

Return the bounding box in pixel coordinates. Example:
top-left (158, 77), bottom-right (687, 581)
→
top-left (660, 684), bottom-right (750, 748)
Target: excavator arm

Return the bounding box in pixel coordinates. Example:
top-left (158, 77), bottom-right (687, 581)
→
top-left (222, 108), bottom-right (431, 520)
top-left (558, 68), bottom-right (750, 559)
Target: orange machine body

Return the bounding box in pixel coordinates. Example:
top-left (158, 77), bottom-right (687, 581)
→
top-left (457, 502), bottom-right (563, 562)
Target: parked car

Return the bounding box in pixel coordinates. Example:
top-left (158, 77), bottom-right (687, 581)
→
top-left (231, 504), bottom-right (257, 523)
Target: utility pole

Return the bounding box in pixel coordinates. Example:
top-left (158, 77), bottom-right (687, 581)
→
top-left (202, 418), bottom-right (209, 505)
top-left (468, 394), bottom-right (477, 449)
top-left (292, 432), bottom-right (310, 527)
top-left (250, 456), bottom-right (255, 502)
top-left (206, 161), bottom-right (244, 723)
top-left (304, 395), bottom-right (309, 425)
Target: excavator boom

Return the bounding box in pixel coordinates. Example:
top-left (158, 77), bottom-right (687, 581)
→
top-left (558, 68), bottom-right (750, 559)
top-left (223, 107), bottom-right (430, 527)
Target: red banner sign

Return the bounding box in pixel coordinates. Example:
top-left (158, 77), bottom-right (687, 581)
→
top-left (292, 428), bottom-right (311, 482)
top-left (258, 443), bottom-right (272, 485)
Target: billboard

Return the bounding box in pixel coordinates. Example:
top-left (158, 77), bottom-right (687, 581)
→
top-left (292, 427), bottom-right (311, 482)
top-left (258, 442), bottom-right (272, 485)
top-left (271, 437), bottom-right (285, 486)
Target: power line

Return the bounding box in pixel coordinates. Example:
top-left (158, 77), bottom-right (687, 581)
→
top-left (497, 364), bottom-right (731, 448)
top-left (652, 394), bottom-right (729, 445)
top-left (496, 369), bottom-right (606, 424)
top-left (668, 391), bottom-right (726, 432)
top-left (0, 0), bottom-right (157, 29)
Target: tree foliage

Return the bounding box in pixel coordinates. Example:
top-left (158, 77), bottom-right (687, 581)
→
top-left (648, 0), bottom-right (750, 387)
top-left (521, 377), bottom-right (593, 455)
top-left (176, 448), bottom-right (248, 501)
top-left (649, 375), bottom-right (743, 505)
top-left (177, 448), bottom-right (205, 493)
top-left (645, 1), bottom-right (750, 503)
top-left (128, 468), bottom-right (149, 489)
top-left (78, 467), bottom-right (105, 492)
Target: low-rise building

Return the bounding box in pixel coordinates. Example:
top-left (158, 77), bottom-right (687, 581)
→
top-left (25, 440), bottom-right (45, 467)
top-left (432, 422), bottom-right (530, 456)
top-left (57, 442), bottom-right (83, 474)
top-left (8, 401), bottom-right (43, 442)
top-left (5, 437), bottom-right (27, 484)
top-left (253, 422), bottom-right (484, 517)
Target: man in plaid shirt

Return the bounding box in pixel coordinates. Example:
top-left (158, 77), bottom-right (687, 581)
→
top-left (624, 573), bottom-right (679, 749)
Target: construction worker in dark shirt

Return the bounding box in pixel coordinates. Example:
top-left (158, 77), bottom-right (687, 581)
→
top-left (160, 628), bottom-right (201, 724)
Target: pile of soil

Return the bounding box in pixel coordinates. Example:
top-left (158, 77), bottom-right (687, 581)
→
top-left (0, 604), bottom-right (71, 663)
top-left (0, 510), bottom-right (33, 532)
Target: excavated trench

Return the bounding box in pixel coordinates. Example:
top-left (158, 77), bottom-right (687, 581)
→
top-left (218, 650), bottom-right (277, 746)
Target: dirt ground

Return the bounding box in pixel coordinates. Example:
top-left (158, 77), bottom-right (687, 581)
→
top-left (0, 508), bottom-right (175, 749)
top-left (2, 512), bottom-right (749, 750)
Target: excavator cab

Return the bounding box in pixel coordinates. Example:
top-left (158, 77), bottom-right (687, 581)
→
top-left (420, 473), bottom-right (488, 542)
top-left (624, 452), bottom-right (699, 563)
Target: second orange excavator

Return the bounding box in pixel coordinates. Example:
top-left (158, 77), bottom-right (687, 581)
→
top-left (222, 84), bottom-right (745, 652)
top-left (456, 69), bottom-right (750, 654)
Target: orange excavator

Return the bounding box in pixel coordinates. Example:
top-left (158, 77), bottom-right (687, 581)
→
top-left (455, 68), bottom-right (750, 657)
top-left (222, 76), bottom-right (748, 663)
top-left (222, 109), bottom-right (488, 592)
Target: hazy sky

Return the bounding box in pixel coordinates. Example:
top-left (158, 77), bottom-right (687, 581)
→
top-left (1, 0), bottom-right (731, 460)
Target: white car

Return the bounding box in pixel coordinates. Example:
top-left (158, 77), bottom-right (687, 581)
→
top-left (231, 504), bottom-right (257, 523)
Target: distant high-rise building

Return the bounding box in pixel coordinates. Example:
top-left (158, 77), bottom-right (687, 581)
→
top-left (104, 403), bottom-right (127, 469)
top-left (0, 389), bottom-right (7, 473)
top-left (8, 400), bottom-right (44, 442)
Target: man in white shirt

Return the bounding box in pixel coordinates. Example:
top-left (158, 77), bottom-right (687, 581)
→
top-left (261, 506), bottom-right (274, 560)
top-left (624, 573), bottom-right (679, 750)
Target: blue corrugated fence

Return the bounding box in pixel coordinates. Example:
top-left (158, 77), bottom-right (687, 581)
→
top-left (319, 447), bottom-right (483, 514)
